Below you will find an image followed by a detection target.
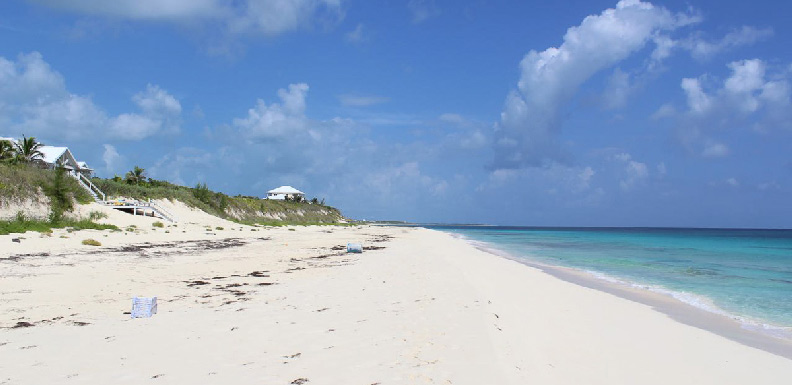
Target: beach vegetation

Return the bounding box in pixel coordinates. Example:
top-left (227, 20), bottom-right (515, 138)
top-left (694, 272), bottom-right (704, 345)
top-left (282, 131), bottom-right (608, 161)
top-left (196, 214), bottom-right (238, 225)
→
top-left (89, 175), bottom-right (345, 225)
top-left (152, 221), bottom-right (164, 228)
top-left (13, 136), bottom-right (44, 164)
top-left (88, 211), bottom-right (108, 221)
top-left (82, 238), bottom-right (101, 246)
top-left (124, 166), bottom-right (147, 185)
top-left (0, 139), bottom-right (16, 162)
top-left (0, 213), bottom-right (118, 235)
top-left (0, 162), bottom-right (92, 206)
top-left (42, 166), bottom-right (75, 223)
top-left (215, 226), bottom-right (224, 230)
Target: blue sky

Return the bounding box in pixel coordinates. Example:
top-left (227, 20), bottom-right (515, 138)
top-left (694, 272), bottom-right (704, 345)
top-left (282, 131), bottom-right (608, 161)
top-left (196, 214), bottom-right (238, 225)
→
top-left (1, 0), bottom-right (791, 227)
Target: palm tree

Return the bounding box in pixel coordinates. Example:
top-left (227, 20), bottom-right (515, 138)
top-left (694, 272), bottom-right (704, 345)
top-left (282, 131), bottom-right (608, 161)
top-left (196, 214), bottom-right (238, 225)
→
top-left (0, 140), bottom-right (15, 162)
top-left (125, 166), bottom-right (147, 185)
top-left (14, 135), bottom-right (44, 163)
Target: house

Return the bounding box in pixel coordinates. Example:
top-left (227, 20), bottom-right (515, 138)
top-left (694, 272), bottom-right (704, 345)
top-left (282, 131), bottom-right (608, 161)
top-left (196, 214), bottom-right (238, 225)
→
top-left (39, 146), bottom-right (94, 178)
top-left (76, 161), bottom-right (95, 178)
top-left (266, 186), bottom-right (305, 201)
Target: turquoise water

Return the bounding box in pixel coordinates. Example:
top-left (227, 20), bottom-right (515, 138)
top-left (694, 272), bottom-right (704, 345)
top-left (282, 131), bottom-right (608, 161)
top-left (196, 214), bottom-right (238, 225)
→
top-left (429, 226), bottom-right (792, 335)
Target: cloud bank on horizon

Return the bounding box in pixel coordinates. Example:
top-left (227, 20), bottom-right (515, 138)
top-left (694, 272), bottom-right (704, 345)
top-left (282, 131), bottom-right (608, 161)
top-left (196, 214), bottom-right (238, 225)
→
top-left (1, 0), bottom-right (790, 227)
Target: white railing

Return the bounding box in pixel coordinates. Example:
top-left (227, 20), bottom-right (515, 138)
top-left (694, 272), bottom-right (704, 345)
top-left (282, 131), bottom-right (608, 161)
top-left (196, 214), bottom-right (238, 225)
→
top-left (146, 199), bottom-right (178, 223)
top-left (76, 173), bottom-right (106, 201)
top-left (101, 198), bottom-right (178, 223)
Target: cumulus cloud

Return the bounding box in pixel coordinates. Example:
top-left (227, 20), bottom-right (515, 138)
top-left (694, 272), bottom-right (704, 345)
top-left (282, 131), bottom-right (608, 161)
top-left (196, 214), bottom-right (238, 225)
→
top-left (494, 0), bottom-right (689, 169)
top-left (109, 84), bottom-right (182, 140)
top-left (0, 52), bottom-right (104, 140)
top-left (671, 58), bottom-right (792, 156)
top-left (0, 52), bottom-right (181, 142)
top-left (102, 144), bottom-right (122, 173)
top-left (614, 152), bottom-right (649, 191)
top-left (233, 83), bottom-right (310, 140)
top-left (28, 0), bottom-right (344, 36)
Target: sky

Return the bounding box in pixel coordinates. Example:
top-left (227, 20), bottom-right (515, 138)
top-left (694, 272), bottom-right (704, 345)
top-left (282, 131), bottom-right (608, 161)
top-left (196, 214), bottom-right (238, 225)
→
top-left (1, 0), bottom-right (791, 227)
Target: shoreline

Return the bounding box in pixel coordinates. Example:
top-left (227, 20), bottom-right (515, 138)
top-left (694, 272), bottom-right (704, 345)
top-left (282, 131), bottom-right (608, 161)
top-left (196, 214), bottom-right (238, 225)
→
top-left (449, 231), bottom-right (792, 360)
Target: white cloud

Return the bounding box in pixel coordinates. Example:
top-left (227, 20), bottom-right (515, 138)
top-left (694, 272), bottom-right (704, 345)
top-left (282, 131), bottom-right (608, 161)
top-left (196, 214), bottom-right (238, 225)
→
top-left (28, 0), bottom-right (344, 36)
top-left (407, 0), bottom-right (440, 24)
top-left (337, 93), bottom-right (389, 107)
top-left (233, 83), bottom-right (310, 140)
top-left (109, 84), bottom-right (182, 140)
top-left (684, 26), bottom-right (773, 61)
top-left (228, 0), bottom-right (343, 35)
top-left (726, 177), bottom-right (739, 187)
top-left (681, 77), bottom-right (712, 114)
top-left (102, 144), bottom-right (122, 173)
top-left (673, 58), bottom-right (792, 155)
top-left (650, 103), bottom-right (677, 120)
top-left (614, 152), bottom-right (649, 191)
top-left (494, 0), bottom-right (688, 168)
top-left (0, 52), bottom-right (181, 142)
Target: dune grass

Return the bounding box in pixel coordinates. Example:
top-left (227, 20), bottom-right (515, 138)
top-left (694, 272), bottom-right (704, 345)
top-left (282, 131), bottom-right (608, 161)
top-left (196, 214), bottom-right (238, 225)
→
top-left (0, 213), bottom-right (119, 236)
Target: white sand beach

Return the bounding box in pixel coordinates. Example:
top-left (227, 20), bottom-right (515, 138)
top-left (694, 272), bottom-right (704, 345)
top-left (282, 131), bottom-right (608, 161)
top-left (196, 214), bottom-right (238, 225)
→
top-left (1, 203), bottom-right (791, 384)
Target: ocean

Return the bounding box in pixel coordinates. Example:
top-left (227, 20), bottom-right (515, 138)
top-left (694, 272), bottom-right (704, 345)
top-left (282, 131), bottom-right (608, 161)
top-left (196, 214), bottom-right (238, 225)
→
top-left (428, 226), bottom-right (792, 339)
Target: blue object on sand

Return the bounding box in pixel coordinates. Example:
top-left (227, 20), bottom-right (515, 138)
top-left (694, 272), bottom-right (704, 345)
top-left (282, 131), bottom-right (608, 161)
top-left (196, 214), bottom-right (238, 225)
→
top-left (347, 243), bottom-right (363, 253)
top-left (131, 296), bottom-right (158, 318)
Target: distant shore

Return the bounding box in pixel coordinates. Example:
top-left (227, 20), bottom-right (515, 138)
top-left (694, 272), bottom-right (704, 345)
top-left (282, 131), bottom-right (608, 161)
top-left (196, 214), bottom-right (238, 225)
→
top-left (1, 207), bottom-right (790, 383)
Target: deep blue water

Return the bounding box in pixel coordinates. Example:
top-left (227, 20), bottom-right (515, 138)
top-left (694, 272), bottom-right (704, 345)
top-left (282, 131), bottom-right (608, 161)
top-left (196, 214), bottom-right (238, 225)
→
top-left (428, 226), bottom-right (792, 335)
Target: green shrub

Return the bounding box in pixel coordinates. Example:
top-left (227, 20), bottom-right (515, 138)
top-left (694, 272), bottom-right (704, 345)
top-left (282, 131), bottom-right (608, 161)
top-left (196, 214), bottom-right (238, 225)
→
top-left (152, 221), bottom-right (164, 228)
top-left (82, 239), bottom-right (101, 246)
top-left (88, 211), bottom-right (108, 221)
top-left (0, 163), bottom-right (91, 207)
top-left (42, 167), bottom-right (74, 223)
top-left (0, 216), bottom-right (114, 236)
top-left (215, 226), bottom-right (224, 230)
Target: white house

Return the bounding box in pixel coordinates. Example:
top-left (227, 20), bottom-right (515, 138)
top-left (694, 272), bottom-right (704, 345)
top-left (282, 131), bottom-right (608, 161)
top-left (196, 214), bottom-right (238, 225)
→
top-left (266, 186), bottom-right (305, 201)
top-left (39, 146), bottom-right (94, 178)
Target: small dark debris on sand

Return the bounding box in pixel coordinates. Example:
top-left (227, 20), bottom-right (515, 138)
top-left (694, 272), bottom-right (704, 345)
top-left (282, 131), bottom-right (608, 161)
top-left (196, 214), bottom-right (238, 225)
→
top-left (12, 321), bottom-right (35, 328)
top-left (186, 280), bottom-right (211, 287)
top-left (73, 321), bottom-right (91, 326)
top-left (330, 245), bottom-right (346, 251)
top-left (2, 252), bottom-right (50, 262)
top-left (363, 246), bottom-right (386, 251)
top-left (100, 238), bottom-right (248, 256)
top-left (257, 282), bottom-right (275, 286)
top-left (291, 378), bottom-right (309, 385)
top-left (248, 271), bottom-right (269, 277)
